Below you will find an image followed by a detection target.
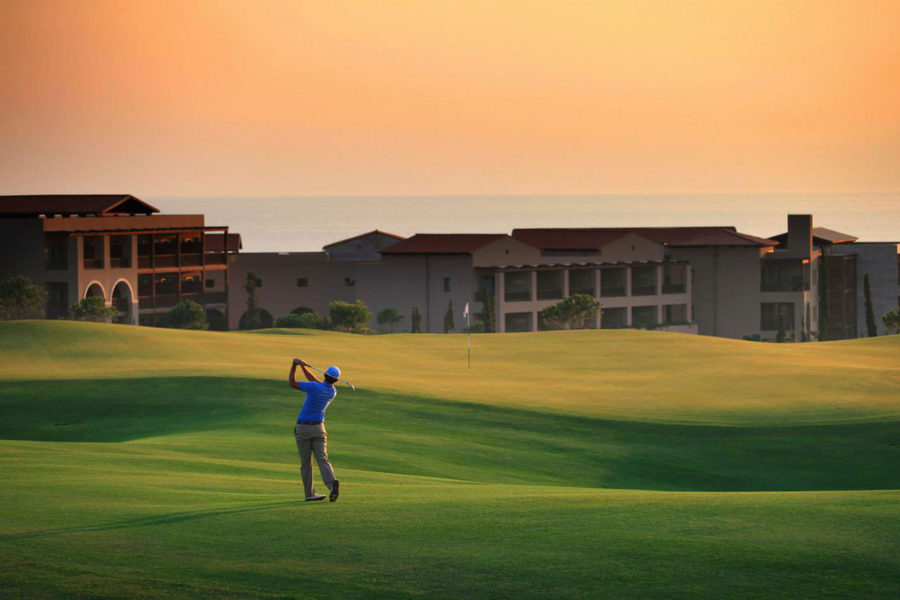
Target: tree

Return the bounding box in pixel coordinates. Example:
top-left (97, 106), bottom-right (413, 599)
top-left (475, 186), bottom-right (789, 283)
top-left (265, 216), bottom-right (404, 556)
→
top-left (0, 275), bottom-right (45, 320)
top-left (164, 300), bottom-right (209, 329)
top-left (478, 286), bottom-right (496, 333)
top-left (864, 273), bottom-right (877, 337)
top-left (410, 306), bottom-right (422, 333)
top-left (443, 300), bottom-right (455, 333)
top-left (276, 312), bottom-right (324, 329)
top-left (376, 307), bottom-right (404, 333)
top-left (328, 300), bottom-right (371, 332)
top-left (538, 294), bottom-right (602, 330)
top-left (883, 307), bottom-right (900, 334)
top-left (70, 296), bottom-right (117, 322)
top-left (241, 271), bottom-right (266, 330)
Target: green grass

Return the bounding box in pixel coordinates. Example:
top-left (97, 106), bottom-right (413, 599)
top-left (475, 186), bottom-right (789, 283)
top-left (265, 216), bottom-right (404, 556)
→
top-left (1, 321), bottom-right (898, 598)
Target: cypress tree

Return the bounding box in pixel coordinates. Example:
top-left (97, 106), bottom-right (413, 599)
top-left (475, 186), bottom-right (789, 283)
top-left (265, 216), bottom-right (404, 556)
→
top-left (410, 306), bottom-right (422, 333)
top-left (443, 300), bottom-right (455, 333)
top-left (864, 273), bottom-right (877, 337)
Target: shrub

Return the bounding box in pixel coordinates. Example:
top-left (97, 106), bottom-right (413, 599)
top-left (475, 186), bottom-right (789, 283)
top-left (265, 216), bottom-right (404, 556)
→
top-left (539, 294), bottom-right (602, 330)
top-left (464, 320), bottom-right (486, 333)
top-left (883, 307), bottom-right (900, 334)
top-left (328, 300), bottom-right (371, 332)
top-left (376, 308), bottom-right (404, 333)
top-left (70, 297), bottom-right (117, 322)
top-left (0, 275), bottom-right (45, 320)
top-left (164, 300), bottom-right (209, 330)
top-left (276, 312), bottom-right (324, 329)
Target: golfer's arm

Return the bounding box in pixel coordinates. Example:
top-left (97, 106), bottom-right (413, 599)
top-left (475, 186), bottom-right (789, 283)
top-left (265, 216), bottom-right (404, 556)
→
top-left (288, 364), bottom-right (301, 390)
top-left (300, 364), bottom-right (320, 383)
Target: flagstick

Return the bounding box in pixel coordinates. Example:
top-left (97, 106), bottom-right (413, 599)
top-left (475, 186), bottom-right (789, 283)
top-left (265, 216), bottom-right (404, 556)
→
top-left (465, 303), bottom-right (471, 369)
top-left (467, 318), bottom-right (471, 369)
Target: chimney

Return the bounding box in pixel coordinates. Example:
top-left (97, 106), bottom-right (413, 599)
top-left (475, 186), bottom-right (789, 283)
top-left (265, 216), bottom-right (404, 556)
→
top-left (786, 214), bottom-right (812, 258)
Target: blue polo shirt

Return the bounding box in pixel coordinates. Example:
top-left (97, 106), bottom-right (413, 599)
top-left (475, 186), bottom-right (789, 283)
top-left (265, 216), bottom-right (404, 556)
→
top-left (297, 381), bottom-right (337, 423)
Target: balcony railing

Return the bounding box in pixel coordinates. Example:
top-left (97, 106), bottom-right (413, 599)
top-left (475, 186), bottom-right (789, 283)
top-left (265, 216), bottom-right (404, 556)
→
top-left (761, 277), bottom-right (804, 292)
top-left (505, 290), bottom-right (531, 302)
top-left (600, 286), bottom-right (626, 297)
top-left (537, 289), bottom-right (563, 300)
top-left (631, 285), bottom-right (656, 296)
top-left (662, 283), bottom-right (686, 294)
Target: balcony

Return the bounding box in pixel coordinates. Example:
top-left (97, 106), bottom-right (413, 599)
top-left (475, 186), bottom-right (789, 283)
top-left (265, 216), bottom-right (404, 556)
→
top-left (662, 283), bottom-right (686, 294)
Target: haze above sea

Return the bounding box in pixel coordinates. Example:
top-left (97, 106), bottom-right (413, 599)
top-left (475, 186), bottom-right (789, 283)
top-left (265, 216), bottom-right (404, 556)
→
top-left (150, 194), bottom-right (899, 253)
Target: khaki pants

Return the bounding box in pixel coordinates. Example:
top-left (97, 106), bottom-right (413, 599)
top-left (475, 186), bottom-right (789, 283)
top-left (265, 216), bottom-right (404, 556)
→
top-left (294, 423), bottom-right (336, 498)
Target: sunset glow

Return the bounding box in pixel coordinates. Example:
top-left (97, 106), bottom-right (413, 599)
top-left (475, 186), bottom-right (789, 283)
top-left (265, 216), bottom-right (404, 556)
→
top-left (2, 0), bottom-right (899, 195)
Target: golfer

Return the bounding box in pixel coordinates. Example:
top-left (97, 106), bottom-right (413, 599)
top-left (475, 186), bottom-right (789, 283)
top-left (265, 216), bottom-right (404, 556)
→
top-left (289, 358), bottom-right (340, 502)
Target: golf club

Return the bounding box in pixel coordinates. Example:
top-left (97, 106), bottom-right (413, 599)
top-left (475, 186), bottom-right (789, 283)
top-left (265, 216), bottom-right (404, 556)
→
top-left (301, 362), bottom-right (356, 391)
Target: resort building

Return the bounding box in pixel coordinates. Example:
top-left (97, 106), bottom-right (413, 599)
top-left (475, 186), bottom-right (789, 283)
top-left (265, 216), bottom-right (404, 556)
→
top-left (767, 224), bottom-right (899, 339)
top-left (3, 197), bottom-right (894, 342)
top-left (0, 195), bottom-right (240, 327)
top-left (227, 230), bottom-right (404, 330)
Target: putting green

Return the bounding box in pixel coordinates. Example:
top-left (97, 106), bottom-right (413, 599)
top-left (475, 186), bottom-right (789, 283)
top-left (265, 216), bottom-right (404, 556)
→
top-left (1, 321), bottom-right (898, 598)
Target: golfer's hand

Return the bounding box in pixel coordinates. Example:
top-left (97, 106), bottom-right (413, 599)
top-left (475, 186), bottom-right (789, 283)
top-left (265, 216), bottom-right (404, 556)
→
top-left (292, 358), bottom-right (301, 366)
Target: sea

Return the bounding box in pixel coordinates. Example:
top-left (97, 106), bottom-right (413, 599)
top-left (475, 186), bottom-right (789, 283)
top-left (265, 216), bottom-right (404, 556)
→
top-left (149, 193), bottom-right (899, 253)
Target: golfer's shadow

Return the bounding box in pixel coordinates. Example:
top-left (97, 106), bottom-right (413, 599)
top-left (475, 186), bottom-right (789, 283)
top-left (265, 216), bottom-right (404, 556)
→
top-left (0, 501), bottom-right (298, 541)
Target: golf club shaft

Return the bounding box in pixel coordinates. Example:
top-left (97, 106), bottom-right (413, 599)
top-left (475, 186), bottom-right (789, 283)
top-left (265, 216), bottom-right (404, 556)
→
top-left (303, 363), bottom-right (356, 390)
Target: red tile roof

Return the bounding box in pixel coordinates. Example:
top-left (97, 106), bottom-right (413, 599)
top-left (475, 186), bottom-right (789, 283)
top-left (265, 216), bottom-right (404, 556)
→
top-left (667, 229), bottom-right (778, 247)
top-left (0, 194), bottom-right (159, 216)
top-left (511, 227), bottom-right (737, 248)
top-left (322, 229), bottom-right (406, 249)
top-left (381, 233), bottom-right (508, 254)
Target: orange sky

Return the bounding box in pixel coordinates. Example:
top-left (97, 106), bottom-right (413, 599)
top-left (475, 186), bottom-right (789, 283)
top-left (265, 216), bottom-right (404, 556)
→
top-left (2, 0), bottom-right (899, 196)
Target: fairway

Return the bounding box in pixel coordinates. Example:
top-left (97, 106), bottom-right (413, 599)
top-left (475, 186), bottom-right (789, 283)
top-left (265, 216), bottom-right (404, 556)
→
top-left (1, 321), bottom-right (898, 598)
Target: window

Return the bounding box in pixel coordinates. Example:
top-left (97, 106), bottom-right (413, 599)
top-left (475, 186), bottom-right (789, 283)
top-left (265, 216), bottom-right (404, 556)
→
top-left (154, 234), bottom-right (176, 256)
top-left (504, 272), bottom-right (531, 302)
top-left (664, 304), bottom-right (687, 323)
top-left (180, 234), bottom-right (202, 266)
top-left (297, 278), bottom-right (308, 287)
top-left (536, 270), bottom-right (563, 300)
top-left (206, 278), bottom-right (215, 289)
top-left (475, 274), bottom-right (495, 301)
top-left (82, 236), bottom-right (104, 269)
top-left (631, 266), bottom-right (657, 296)
top-left (600, 268), bottom-right (626, 297)
top-left (109, 236), bottom-right (130, 268)
top-left (663, 264), bottom-right (686, 294)
top-left (600, 307), bottom-right (627, 329)
top-left (761, 302), bottom-right (795, 331)
top-left (504, 312), bottom-right (533, 332)
top-left (154, 273), bottom-right (177, 296)
top-left (153, 234), bottom-right (177, 267)
top-left (45, 233), bottom-right (68, 270)
top-left (761, 261), bottom-right (804, 292)
top-left (443, 277), bottom-right (451, 292)
top-left (138, 274), bottom-right (153, 298)
top-left (632, 305), bottom-right (658, 328)
top-left (569, 269), bottom-right (594, 296)
top-left (137, 235), bottom-right (153, 268)
top-left (181, 272), bottom-right (202, 295)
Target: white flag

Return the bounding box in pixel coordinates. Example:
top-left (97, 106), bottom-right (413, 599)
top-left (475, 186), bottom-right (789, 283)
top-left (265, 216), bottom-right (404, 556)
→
top-left (463, 302), bottom-right (470, 319)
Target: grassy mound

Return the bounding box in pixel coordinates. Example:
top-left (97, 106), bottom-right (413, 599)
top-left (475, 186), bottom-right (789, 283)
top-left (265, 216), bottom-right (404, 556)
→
top-left (1, 321), bottom-right (898, 598)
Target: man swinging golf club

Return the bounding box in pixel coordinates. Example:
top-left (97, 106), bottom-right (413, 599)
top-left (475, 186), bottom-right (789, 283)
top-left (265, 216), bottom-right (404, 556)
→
top-left (289, 358), bottom-right (340, 502)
